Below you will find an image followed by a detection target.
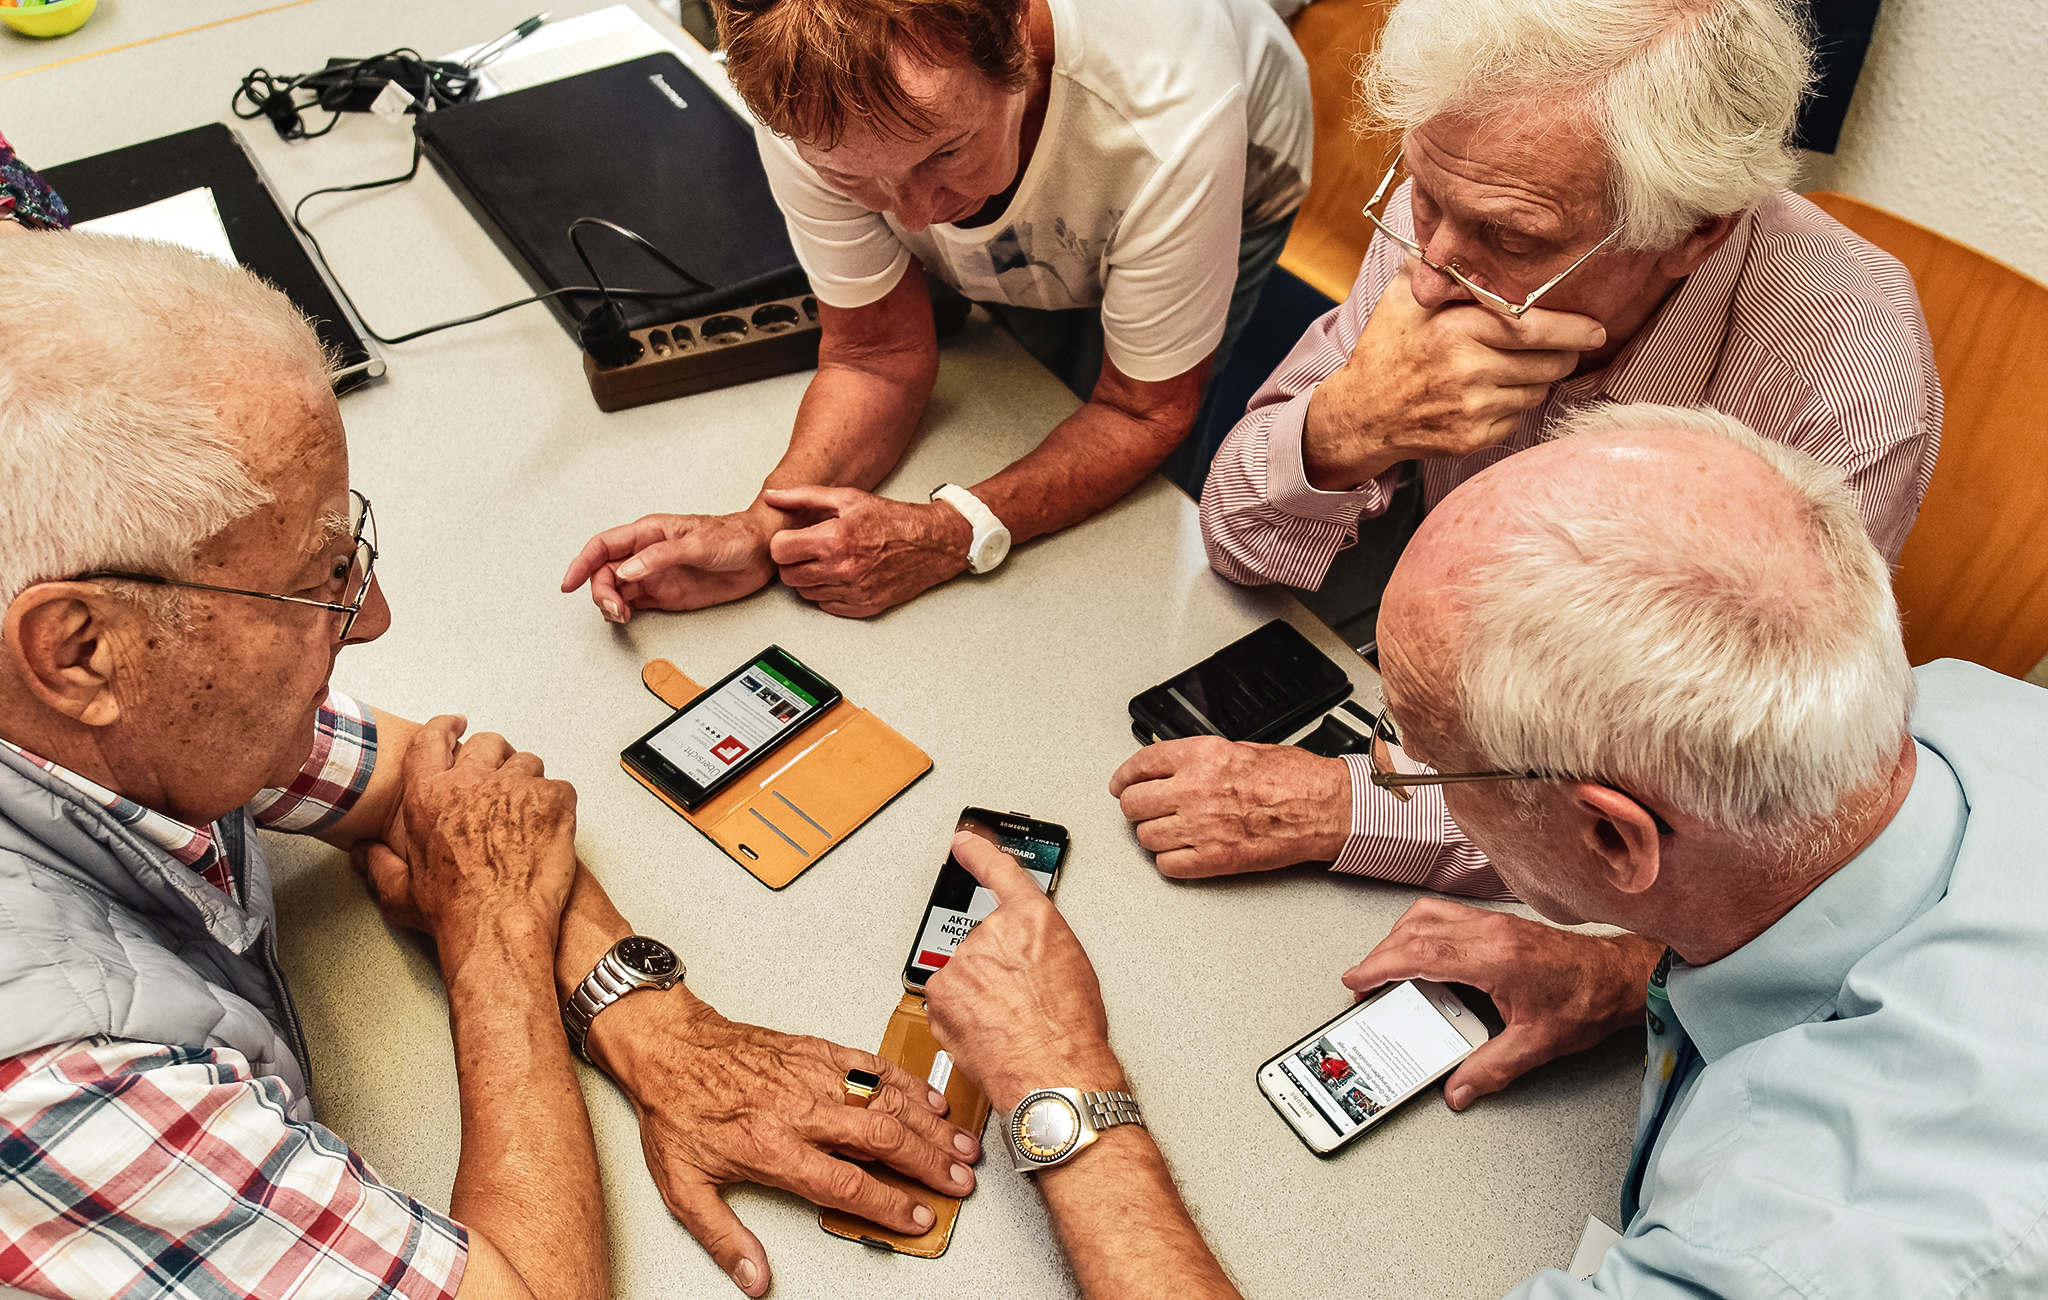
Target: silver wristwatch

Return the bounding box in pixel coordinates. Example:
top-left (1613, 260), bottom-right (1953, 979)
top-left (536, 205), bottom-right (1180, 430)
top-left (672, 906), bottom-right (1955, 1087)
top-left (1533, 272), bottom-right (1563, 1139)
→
top-left (562, 936), bottom-right (683, 1061)
top-left (1007, 1088), bottom-right (1144, 1172)
top-left (931, 483), bottom-right (1012, 574)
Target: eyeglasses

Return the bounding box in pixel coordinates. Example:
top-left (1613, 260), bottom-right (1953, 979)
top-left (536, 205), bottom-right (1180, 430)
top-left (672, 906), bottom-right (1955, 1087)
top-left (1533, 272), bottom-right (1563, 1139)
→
top-left (1361, 704), bottom-right (1536, 801)
top-left (76, 491), bottom-right (379, 640)
top-left (1363, 703), bottom-right (1676, 835)
top-left (1362, 154), bottom-right (1623, 318)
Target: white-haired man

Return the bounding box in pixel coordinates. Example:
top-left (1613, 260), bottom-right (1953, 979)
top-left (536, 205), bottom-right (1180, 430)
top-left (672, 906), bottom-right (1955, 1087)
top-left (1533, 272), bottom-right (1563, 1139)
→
top-left (926, 404), bottom-right (2048, 1297)
top-left (1118, 0), bottom-right (1943, 902)
top-left (0, 234), bottom-right (978, 1300)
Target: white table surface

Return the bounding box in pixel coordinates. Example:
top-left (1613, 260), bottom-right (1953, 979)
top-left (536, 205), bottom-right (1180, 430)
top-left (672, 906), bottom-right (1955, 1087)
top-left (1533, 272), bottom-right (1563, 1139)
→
top-left (3, 5), bottom-right (1644, 1296)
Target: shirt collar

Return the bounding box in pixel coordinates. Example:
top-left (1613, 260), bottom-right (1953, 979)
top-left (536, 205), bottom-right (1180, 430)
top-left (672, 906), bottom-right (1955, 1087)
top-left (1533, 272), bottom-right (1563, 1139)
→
top-left (1666, 739), bottom-right (1964, 1064)
top-left (0, 738), bottom-right (229, 885)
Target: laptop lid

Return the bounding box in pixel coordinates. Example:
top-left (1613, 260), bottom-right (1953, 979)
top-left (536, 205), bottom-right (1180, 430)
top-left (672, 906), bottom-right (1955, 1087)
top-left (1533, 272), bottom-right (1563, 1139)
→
top-left (418, 52), bottom-right (809, 336)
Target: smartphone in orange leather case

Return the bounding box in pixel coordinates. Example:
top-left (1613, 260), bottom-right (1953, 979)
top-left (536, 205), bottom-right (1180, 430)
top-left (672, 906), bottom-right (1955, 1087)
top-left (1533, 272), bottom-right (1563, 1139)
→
top-left (821, 808), bottom-right (1069, 1256)
top-left (624, 658), bottom-right (931, 889)
top-left (626, 659), bottom-right (985, 1254)
top-left (818, 993), bottom-right (993, 1257)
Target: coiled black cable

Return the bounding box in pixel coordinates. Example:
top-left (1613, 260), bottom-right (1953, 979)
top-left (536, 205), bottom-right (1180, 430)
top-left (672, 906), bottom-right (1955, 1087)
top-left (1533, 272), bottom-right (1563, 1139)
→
top-left (289, 137), bottom-right (714, 346)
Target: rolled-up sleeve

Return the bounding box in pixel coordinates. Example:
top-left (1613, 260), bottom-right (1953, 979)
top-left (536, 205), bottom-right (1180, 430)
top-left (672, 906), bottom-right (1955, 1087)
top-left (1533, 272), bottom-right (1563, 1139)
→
top-left (248, 690), bottom-right (377, 834)
top-left (1332, 756), bottom-right (1513, 900)
top-left (1199, 232), bottom-right (1406, 588)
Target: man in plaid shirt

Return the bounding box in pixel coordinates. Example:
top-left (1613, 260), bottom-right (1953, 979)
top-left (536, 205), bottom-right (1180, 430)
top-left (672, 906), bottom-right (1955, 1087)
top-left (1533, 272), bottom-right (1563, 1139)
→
top-left (0, 237), bottom-right (977, 1300)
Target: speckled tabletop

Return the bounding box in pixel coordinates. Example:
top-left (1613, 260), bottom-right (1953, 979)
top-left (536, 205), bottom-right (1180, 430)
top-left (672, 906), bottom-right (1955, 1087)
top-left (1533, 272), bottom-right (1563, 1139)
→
top-left (4, 4), bottom-right (1644, 1295)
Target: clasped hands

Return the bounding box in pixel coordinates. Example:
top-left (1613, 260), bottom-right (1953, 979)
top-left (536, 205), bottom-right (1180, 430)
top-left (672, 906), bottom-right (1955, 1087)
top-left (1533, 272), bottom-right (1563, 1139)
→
top-left (561, 484), bottom-right (974, 621)
top-left (352, 719), bottom-right (980, 1297)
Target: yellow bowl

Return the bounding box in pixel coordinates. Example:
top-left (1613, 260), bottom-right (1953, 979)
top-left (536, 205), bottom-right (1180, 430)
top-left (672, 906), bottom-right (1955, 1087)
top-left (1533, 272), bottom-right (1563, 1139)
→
top-left (0, 0), bottom-right (98, 39)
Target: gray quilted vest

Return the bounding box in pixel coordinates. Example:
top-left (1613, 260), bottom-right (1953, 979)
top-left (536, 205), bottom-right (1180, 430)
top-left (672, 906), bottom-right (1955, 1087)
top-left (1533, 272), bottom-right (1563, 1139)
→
top-left (0, 746), bottom-right (313, 1119)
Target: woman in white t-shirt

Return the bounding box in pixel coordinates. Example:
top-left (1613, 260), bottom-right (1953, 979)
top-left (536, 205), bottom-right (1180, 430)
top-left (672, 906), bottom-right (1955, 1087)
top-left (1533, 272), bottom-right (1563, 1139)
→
top-left (564, 0), bottom-right (1311, 620)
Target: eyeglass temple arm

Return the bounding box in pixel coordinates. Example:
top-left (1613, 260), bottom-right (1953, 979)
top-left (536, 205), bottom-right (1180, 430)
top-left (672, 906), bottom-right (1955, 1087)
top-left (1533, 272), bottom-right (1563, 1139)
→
top-left (80, 572), bottom-right (354, 615)
top-left (1523, 226), bottom-right (1625, 302)
top-left (1372, 769), bottom-right (1537, 789)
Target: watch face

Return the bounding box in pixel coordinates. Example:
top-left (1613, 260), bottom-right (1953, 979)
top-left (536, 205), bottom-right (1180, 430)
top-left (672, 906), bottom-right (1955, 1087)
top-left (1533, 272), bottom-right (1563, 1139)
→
top-left (972, 528), bottom-right (1012, 572)
top-left (1014, 1094), bottom-right (1081, 1163)
top-left (614, 936), bottom-right (679, 979)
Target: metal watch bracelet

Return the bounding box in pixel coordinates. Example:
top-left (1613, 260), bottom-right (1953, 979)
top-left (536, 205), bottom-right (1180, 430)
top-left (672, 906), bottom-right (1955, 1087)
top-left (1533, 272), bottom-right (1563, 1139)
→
top-left (1081, 1089), bottom-right (1145, 1131)
top-left (561, 939), bottom-right (681, 1061)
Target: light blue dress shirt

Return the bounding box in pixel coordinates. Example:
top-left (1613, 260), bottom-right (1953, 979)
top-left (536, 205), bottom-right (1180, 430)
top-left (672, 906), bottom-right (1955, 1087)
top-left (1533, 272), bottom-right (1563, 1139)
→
top-left (1511, 660), bottom-right (2048, 1298)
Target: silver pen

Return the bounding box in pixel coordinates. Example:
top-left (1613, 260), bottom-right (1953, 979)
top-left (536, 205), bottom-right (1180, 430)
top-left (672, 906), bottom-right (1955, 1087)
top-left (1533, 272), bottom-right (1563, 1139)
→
top-left (465, 12), bottom-right (550, 71)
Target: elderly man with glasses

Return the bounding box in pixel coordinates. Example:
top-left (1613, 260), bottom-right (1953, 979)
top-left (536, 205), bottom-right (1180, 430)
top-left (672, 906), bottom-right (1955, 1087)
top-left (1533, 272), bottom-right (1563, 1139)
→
top-left (0, 235), bottom-right (977, 1300)
top-left (1117, 0), bottom-right (1943, 941)
top-left (929, 405), bottom-right (2048, 1299)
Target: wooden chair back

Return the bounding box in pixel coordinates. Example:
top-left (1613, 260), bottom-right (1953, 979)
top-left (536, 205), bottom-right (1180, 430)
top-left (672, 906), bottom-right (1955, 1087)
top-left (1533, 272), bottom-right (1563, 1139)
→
top-left (1278, 0), bottom-right (1402, 302)
top-left (1806, 192), bottom-right (2048, 677)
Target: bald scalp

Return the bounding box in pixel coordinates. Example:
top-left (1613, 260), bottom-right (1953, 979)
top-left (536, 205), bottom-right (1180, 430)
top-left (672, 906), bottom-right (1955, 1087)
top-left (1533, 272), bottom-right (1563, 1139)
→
top-left (1417, 423), bottom-right (1817, 594)
top-left (1385, 404), bottom-right (1912, 833)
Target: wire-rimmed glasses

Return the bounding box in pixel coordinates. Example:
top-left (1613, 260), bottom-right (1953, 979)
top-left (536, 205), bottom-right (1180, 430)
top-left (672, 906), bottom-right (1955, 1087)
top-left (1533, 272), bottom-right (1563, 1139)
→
top-left (77, 490), bottom-right (379, 640)
top-left (1361, 704), bottom-right (1536, 802)
top-left (1362, 155), bottom-right (1623, 318)
top-left (1362, 703), bottom-right (1676, 834)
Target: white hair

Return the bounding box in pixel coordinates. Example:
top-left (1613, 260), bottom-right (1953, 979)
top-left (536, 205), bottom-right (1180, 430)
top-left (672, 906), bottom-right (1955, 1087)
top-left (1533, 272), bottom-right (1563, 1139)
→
top-left (1453, 403), bottom-right (1914, 834)
top-left (0, 233), bottom-right (332, 611)
top-left (1363, 0), bottom-right (1813, 249)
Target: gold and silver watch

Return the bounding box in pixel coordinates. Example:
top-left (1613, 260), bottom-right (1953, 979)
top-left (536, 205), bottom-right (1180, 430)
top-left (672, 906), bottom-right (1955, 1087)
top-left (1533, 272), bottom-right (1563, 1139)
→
top-left (1007, 1088), bottom-right (1144, 1172)
top-left (562, 936), bottom-right (683, 1061)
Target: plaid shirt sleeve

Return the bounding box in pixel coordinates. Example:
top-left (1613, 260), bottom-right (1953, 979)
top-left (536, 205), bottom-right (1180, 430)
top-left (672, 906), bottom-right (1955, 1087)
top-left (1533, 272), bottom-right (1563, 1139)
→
top-left (248, 691), bottom-right (377, 834)
top-left (0, 1038), bottom-right (466, 1300)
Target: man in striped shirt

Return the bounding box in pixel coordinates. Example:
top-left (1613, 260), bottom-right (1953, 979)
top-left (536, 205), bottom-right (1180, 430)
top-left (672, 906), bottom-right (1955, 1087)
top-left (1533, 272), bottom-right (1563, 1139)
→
top-left (1117, 0), bottom-right (1942, 904)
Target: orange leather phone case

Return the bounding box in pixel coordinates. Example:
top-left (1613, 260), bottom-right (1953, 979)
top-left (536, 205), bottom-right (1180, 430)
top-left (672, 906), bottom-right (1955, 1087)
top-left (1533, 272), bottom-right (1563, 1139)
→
top-left (624, 659), bottom-right (932, 889)
top-left (819, 992), bottom-right (993, 1257)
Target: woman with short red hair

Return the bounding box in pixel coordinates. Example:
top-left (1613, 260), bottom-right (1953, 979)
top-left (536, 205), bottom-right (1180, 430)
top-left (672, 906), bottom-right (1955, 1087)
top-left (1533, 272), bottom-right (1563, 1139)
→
top-left (565, 0), bottom-right (1310, 621)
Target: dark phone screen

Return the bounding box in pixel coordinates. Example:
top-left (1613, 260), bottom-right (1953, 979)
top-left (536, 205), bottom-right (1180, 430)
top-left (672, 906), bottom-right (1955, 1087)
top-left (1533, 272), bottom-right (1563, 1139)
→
top-left (623, 647), bottom-right (838, 809)
top-left (1135, 620), bottom-right (1349, 742)
top-left (903, 809), bottom-right (1069, 989)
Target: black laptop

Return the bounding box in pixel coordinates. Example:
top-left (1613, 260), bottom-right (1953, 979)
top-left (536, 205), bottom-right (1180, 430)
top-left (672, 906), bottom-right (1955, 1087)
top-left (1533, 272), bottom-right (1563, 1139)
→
top-left (416, 52), bottom-right (809, 337)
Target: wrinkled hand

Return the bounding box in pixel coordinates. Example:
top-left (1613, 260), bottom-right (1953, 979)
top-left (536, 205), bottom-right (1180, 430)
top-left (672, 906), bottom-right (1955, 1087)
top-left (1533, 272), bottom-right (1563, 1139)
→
top-left (354, 716), bottom-right (578, 950)
top-left (1343, 899), bottom-right (1660, 1110)
top-left (1110, 738), bottom-right (1352, 878)
top-left (926, 832), bottom-right (1123, 1113)
top-left (1302, 261), bottom-right (1607, 489)
top-left (587, 995), bottom-right (979, 1297)
top-left (561, 509), bottom-right (776, 623)
top-left (762, 485), bottom-right (971, 618)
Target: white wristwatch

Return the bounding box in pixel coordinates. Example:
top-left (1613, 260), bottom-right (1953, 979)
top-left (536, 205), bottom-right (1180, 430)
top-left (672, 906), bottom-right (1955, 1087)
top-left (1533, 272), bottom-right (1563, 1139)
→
top-left (1007, 1088), bottom-right (1145, 1172)
top-left (931, 483), bottom-right (1012, 574)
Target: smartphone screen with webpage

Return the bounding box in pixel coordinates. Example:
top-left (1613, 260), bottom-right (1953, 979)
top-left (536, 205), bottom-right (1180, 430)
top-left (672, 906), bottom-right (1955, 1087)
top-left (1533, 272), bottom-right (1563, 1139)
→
top-left (621, 646), bottom-right (840, 811)
top-left (903, 809), bottom-right (1070, 990)
top-left (1262, 980), bottom-right (1487, 1151)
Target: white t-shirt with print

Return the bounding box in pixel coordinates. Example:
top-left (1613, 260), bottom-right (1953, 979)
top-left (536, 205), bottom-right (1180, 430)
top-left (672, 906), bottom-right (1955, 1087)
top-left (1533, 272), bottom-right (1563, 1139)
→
top-left (754, 0), bottom-right (1312, 382)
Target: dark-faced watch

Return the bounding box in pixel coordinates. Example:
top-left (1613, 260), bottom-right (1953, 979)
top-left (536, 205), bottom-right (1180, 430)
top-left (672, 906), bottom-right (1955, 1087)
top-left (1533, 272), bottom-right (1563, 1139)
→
top-left (1007, 1088), bottom-right (1144, 1172)
top-left (562, 935), bottom-right (683, 1061)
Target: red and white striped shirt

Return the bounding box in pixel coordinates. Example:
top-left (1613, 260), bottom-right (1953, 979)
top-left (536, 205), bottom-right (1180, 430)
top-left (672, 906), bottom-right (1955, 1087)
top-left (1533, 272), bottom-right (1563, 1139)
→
top-left (1202, 186), bottom-right (1942, 898)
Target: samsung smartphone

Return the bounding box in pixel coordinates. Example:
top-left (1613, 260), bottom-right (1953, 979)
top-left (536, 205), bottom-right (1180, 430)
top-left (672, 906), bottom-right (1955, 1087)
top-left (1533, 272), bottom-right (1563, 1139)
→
top-left (902, 808), bottom-right (1071, 992)
top-left (1258, 980), bottom-right (1491, 1155)
top-left (620, 646), bottom-right (841, 811)
top-left (1128, 619), bottom-right (1353, 745)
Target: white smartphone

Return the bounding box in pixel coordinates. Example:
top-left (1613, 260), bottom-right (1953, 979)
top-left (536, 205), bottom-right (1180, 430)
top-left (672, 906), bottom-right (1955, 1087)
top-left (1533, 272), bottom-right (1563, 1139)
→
top-left (1257, 980), bottom-right (1491, 1154)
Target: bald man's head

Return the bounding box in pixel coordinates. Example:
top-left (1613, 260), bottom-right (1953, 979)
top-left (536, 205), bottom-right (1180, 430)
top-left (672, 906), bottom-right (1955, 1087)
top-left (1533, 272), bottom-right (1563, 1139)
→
top-left (1376, 405), bottom-right (1912, 915)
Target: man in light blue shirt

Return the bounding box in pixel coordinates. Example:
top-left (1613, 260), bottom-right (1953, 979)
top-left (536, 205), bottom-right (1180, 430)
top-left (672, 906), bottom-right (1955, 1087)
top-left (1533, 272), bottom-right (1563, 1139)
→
top-left (918, 399), bottom-right (2048, 1299)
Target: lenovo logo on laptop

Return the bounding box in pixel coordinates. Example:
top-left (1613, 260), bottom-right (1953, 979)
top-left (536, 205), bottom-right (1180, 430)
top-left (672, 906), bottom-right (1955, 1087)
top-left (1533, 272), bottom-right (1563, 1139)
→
top-left (648, 73), bottom-right (688, 111)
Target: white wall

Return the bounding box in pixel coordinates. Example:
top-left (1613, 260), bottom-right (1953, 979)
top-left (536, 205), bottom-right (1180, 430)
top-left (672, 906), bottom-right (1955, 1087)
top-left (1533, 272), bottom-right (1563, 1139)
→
top-left (1801, 0), bottom-right (2048, 284)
